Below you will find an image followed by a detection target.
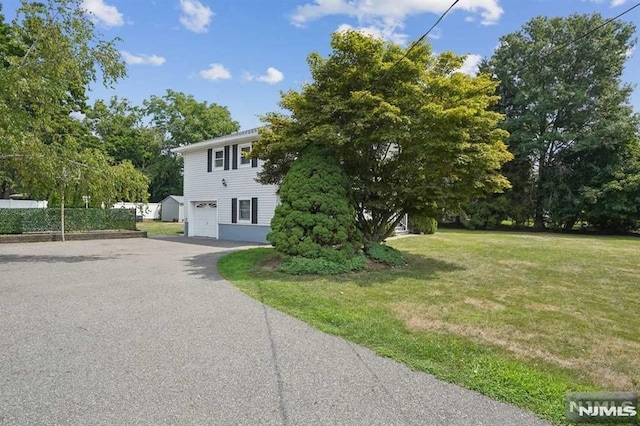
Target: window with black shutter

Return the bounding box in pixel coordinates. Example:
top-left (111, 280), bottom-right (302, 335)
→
top-left (232, 144), bottom-right (238, 170)
top-left (251, 198), bottom-right (258, 224)
top-left (224, 145), bottom-right (230, 170)
top-left (207, 148), bottom-right (212, 172)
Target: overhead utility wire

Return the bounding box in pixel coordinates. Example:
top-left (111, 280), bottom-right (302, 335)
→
top-left (381, 0), bottom-right (461, 79)
top-left (467, 1), bottom-right (640, 98)
top-left (539, 2), bottom-right (640, 62)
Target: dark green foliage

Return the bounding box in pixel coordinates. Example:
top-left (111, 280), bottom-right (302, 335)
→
top-left (144, 155), bottom-right (184, 202)
top-left (268, 145), bottom-right (361, 262)
top-left (462, 196), bottom-right (511, 230)
top-left (277, 254), bottom-right (367, 275)
top-left (483, 14), bottom-right (640, 231)
top-left (0, 212), bottom-right (23, 234)
top-left (0, 208), bottom-right (135, 234)
top-left (408, 215), bottom-right (438, 234)
top-left (365, 243), bottom-right (406, 267)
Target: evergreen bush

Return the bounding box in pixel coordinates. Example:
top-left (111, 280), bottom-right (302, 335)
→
top-left (409, 215), bottom-right (438, 234)
top-left (268, 145), bottom-right (361, 263)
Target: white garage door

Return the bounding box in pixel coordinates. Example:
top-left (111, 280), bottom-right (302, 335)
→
top-left (193, 202), bottom-right (217, 238)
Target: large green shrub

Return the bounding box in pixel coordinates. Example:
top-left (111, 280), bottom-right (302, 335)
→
top-left (408, 215), bottom-right (438, 234)
top-left (461, 196), bottom-right (511, 230)
top-left (268, 145), bottom-right (361, 262)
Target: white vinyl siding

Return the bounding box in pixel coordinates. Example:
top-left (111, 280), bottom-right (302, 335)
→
top-left (182, 143), bottom-right (278, 231)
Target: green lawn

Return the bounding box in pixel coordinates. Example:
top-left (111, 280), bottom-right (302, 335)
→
top-left (217, 230), bottom-right (640, 425)
top-left (136, 220), bottom-right (184, 235)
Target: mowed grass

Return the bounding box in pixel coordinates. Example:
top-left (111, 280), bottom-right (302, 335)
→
top-left (217, 230), bottom-right (640, 424)
top-left (136, 220), bottom-right (184, 235)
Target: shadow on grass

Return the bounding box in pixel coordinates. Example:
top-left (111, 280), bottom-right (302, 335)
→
top-left (351, 253), bottom-right (466, 287)
top-left (0, 254), bottom-right (114, 263)
top-left (224, 248), bottom-right (466, 287)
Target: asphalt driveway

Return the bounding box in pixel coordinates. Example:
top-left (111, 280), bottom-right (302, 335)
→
top-left (0, 237), bottom-right (550, 425)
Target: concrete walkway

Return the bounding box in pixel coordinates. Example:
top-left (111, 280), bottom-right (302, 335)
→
top-left (0, 237), bottom-right (550, 425)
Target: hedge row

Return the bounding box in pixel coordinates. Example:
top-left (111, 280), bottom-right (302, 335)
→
top-left (0, 208), bottom-right (136, 234)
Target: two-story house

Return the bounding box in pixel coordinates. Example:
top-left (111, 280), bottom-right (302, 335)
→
top-left (172, 128), bottom-right (277, 243)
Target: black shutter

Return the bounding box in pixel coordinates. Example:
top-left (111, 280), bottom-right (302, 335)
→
top-left (251, 198), bottom-right (258, 224)
top-left (232, 144), bottom-right (238, 170)
top-left (251, 156), bottom-right (258, 168)
top-left (207, 148), bottom-right (212, 172)
top-left (231, 198), bottom-right (237, 223)
top-left (224, 145), bottom-right (230, 170)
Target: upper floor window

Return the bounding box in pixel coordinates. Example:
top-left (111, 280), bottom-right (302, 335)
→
top-left (239, 144), bottom-right (251, 166)
top-left (214, 149), bottom-right (224, 168)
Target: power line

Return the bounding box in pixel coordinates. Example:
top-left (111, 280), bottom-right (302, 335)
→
top-left (465, 2), bottom-right (640, 100)
top-left (382, 0), bottom-right (460, 79)
top-left (540, 2), bottom-right (640, 62)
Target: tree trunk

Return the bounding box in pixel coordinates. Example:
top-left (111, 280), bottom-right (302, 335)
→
top-left (533, 212), bottom-right (546, 230)
top-left (563, 219), bottom-right (576, 232)
top-left (0, 179), bottom-right (11, 199)
top-left (534, 163), bottom-right (547, 230)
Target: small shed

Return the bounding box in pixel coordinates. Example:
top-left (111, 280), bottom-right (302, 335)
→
top-left (161, 195), bottom-right (184, 222)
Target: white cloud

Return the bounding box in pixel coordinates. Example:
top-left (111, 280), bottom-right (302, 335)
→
top-left (244, 67), bottom-right (285, 84)
top-left (199, 63), bottom-right (231, 81)
top-left (291, 0), bottom-right (504, 43)
top-left (121, 51), bottom-right (166, 66)
top-left (242, 71), bottom-right (255, 82)
top-left (81, 0), bottom-right (124, 27)
top-left (626, 46), bottom-right (635, 59)
top-left (256, 67), bottom-right (284, 84)
top-left (587, 0), bottom-right (628, 6)
top-left (179, 0), bottom-right (214, 33)
top-left (459, 54), bottom-right (482, 75)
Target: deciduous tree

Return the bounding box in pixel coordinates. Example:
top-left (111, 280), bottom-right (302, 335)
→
top-left (483, 14), bottom-right (640, 231)
top-left (143, 90), bottom-right (240, 201)
top-left (253, 31), bottom-right (511, 244)
top-left (0, 0), bottom-right (141, 206)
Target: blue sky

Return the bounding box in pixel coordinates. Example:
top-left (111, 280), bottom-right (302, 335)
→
top-left (3, 0), bottom-right (640, 130)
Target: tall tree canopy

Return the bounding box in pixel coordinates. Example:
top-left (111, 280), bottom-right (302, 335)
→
top-left (0, 0), bottom-right (148, 206)
top-left (80, 91), bottom-right (240, 202)
top-left (142, 90), bottom-right (240, 201)
top-left (253, 30), bottom-right (512, 244)
top-left (482, 14), bottom-right (640, 231)
top-left (84, 97), bottom-right (160, 170)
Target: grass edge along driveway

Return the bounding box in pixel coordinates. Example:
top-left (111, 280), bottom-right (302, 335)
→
top-left (217, 230), bottom-right (640, 425)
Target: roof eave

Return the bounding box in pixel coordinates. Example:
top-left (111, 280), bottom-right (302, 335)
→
top-left (171, 128), bottom-right (263, 154)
